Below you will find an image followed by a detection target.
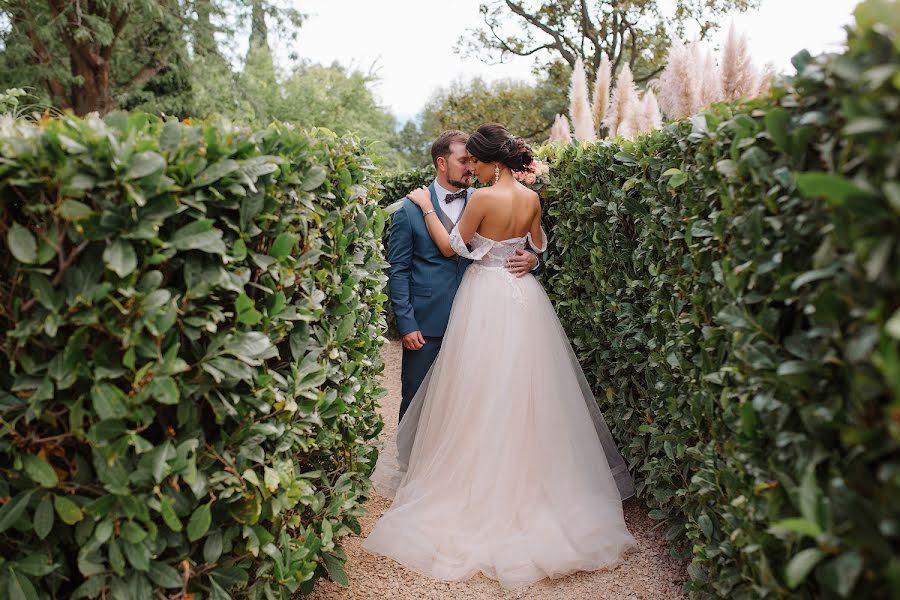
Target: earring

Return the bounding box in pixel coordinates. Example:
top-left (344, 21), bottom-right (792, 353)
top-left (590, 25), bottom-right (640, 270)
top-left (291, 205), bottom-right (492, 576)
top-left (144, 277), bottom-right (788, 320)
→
top-left (493, 163), bottom-right (500, 184)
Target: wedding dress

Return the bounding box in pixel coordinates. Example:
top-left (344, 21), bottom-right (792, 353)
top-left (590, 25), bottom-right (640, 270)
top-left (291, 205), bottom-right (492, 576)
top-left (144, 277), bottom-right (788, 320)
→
top-left (363, 225), bottom-right (637, 589)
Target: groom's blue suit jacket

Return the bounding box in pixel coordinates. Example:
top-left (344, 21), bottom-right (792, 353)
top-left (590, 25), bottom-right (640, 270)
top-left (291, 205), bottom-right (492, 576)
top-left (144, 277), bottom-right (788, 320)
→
top-left (388, 182), bottom-right (471, 338)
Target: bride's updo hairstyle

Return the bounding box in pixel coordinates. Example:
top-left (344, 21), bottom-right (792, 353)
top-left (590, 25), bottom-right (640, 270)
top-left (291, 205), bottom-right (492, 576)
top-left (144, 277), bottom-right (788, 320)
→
top-left (466, 123), bottom-right (533, 172)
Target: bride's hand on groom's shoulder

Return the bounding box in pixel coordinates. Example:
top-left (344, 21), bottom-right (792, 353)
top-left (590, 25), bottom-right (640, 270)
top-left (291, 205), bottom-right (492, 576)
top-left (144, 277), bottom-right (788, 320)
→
top-left (407, 186), bottom-right (431, 210)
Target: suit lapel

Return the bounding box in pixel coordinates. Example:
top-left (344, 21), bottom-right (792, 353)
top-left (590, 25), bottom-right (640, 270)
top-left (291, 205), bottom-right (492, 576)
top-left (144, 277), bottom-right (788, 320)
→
top-left (429, 181), bottom-right (455, 234)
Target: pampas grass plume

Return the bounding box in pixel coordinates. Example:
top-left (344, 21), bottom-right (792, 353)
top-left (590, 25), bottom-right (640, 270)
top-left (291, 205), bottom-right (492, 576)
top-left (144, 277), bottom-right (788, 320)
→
top-left (569, 57), bottom-right (596, 142)
top-left (549, 114), bottom-right (572, 144)
top-left (722, 22), bottom-right (757, 101)
top-left (592, 55), bottom-right (612, 137)
top-left (657, 38), bottom-right (700, 119)
top-left (639, 89), bottom-right (663, 134)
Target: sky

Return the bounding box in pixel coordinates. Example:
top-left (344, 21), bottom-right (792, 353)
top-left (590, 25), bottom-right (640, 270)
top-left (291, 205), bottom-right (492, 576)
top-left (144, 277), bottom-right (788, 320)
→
top-left (284, 0), bottom-right (860, 123)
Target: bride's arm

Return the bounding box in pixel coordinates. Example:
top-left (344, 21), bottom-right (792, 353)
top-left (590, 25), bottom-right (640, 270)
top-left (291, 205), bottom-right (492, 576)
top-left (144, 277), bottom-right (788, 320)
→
top-left (407, 186), bottom-right (454, 257)
top-left (528, 201), bottom-right (547, 253)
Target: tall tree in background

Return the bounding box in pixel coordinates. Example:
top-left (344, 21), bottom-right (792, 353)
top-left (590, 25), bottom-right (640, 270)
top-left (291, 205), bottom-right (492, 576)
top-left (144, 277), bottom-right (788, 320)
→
top-left (393, 120), bottom-right (432, 168)
top-left (0, 0), bottom-right (183, 114)
top-left (189, 0), bottom-right (241, 116)
top-left (420, 76), bottom-right (567, 145)
top-left (459, 0), bottom-right (760, 83)
top-left (238, 0), bottom-right (281, 123)
top-left (0, 0), bottom-right (302, 116)
top-left (117, 0), bottom-right (195, 117)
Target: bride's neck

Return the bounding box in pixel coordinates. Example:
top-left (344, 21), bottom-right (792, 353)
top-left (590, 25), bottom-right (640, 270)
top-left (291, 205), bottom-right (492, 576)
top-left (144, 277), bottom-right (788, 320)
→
top-left (494, 169), bottom-right (515, 185)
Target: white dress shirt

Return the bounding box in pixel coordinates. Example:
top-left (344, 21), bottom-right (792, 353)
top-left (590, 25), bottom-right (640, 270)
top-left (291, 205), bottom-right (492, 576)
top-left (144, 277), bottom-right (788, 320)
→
top-left (433, 180), bottom-right (469, 224)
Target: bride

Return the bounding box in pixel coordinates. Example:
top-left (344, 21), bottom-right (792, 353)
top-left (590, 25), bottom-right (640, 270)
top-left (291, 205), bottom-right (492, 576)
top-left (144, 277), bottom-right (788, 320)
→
top-left (363, 123), bottom-right (637, 589)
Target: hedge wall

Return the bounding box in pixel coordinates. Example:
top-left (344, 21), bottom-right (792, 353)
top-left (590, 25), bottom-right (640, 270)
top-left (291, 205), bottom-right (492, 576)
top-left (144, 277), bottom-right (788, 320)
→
top-left (541, 4), bottom-right (898, 599)
top-left (0, 114), bottom-right (386, 598)
top-left (377, 166), bottom-right (435, 209)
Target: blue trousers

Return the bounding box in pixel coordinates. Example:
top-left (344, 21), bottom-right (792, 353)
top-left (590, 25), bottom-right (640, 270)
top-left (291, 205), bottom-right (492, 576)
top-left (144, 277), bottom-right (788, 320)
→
top-left (399, 336), bottom-right (443, 421)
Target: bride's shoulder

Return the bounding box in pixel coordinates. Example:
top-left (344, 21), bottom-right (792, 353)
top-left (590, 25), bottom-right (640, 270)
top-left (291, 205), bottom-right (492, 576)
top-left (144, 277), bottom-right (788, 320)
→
top-left (517, 184), bottom-right (541, 208)
top-left (467, 187), bottom-right (496, 205)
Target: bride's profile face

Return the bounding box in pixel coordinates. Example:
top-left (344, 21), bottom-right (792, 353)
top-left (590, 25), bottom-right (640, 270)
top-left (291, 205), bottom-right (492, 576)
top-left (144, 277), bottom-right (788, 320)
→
top-left (468, 156), bottom-right (494, 183)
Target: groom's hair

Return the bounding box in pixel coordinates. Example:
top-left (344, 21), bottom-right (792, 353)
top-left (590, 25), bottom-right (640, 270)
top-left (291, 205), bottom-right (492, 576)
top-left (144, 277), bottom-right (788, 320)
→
top-left (431, 130), bottom-right (468, 167)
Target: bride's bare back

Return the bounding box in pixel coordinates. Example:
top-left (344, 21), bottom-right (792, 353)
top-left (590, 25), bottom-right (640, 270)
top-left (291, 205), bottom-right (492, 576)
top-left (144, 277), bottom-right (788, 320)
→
top-left (473, 181), bottom-right (540, 240)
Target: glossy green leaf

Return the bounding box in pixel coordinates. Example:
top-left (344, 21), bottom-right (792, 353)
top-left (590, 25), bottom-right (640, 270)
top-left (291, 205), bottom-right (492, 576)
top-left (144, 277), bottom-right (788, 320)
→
top-left (270, 233), bottom-right (295, 259)
top-left (33, 494), bottom-right (54, 539)
top-left (7, 570), bottom-right (38, 600)
top-left (765, 108), bottom-right (792, 154)
top-left (59, 200), bottom-right (94, 221)
top-left (53, 494), bottom-right (83, 525)
top-left (148, 561), bottom-right (183, 588)
top-left (301, 166), bottom-right (327, 191)
top-left (785, 548), bottom-right (825, 589)
top-left (170, 220), bottom-right (227, 254)
top-left (187, 503), bottom-right (212, 542)
top-left (103, 239), bottom-right (137, 278)
top-left (236, 293), bottom-right (263, 326)
top-left (7, 222), bottom-right (37, 264)
top-left (125, 152), bottom-right (166, 180)
top-left (322, 552), bottom-right (349, 586)
top-left (795, 172), bottom-right (873, 205)
top-left (159, 496), bottom-right (182, 533)
top-left (23, 455), bottom-right (58, 488)
top-left (0, 490), bottom-right (36, 533)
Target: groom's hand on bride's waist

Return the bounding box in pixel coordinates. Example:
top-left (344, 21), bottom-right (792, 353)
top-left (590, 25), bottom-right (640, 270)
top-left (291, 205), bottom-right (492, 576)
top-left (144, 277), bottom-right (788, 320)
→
top-left (507, 249), bottom-right (538, 278)
top-left (401, 330), bottom-right (426, 351)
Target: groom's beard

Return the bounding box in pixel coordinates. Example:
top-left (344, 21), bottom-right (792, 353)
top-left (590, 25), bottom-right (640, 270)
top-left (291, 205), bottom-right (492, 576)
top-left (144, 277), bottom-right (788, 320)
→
top-left (448, 175), bottom-right (470, 189)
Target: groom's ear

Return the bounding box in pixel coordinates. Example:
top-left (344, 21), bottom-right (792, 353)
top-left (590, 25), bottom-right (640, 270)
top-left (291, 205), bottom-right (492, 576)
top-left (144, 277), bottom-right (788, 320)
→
top-left (435, 155), bottom-right (446, 174)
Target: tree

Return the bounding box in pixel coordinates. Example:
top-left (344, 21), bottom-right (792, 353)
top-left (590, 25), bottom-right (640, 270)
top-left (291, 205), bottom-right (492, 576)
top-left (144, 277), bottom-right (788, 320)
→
top-left (116, 1), bottom-right (195, 118)
top-left (0, 0), bottom-right (303, 116)
top-left (274, 63), bottom-right (405, 167)
top-left (0, 0), bottom-right (180, 114)
top-left (393, 120), bottom-right (432, 168)
top-left (459, 0), bottom-right (761, 83)
top-left (420, 76), bottom-right (567, 145)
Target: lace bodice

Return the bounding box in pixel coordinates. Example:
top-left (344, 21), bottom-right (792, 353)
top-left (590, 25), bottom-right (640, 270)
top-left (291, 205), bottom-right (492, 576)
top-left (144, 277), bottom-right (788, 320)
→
top-left (449, 226), bottom-right (547, 268)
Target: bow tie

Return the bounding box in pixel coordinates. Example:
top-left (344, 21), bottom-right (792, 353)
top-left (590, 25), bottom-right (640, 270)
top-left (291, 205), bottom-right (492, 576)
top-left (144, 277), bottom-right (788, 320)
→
top-left (444, 190), bottom-right (467, 203)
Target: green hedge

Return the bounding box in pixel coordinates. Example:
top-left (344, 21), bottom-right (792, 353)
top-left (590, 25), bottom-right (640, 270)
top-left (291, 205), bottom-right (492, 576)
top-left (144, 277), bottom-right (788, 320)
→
top-left (377, 166), bottom-right (435, 209)
top-left (541, 3), bottom-right (899, 598)
top-left (0, 114), bottom-right (386, 598)
top-left (374, 166), bottom-right (435, 339)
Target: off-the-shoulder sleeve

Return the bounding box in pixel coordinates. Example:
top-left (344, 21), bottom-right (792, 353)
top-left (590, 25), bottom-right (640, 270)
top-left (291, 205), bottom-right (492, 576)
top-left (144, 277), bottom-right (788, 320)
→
top-left (449, 225), bottom-right (494, 260)
top-left (527, 227), bottom-right (548, 253)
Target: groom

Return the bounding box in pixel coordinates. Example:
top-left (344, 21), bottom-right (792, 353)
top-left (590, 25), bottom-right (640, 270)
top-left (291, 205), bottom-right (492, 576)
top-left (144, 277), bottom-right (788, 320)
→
top-left (388, 130), bottom-right (539, 420)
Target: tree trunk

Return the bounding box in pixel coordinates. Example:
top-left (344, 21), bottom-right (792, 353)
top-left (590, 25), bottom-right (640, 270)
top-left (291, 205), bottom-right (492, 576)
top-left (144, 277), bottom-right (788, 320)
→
top-left (69, 56), bottom-right (115, 115)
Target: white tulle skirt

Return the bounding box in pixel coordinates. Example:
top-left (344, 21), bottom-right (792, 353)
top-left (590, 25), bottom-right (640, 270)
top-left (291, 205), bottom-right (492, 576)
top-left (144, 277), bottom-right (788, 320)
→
top-left (363, 264), bottom-right (637, 589)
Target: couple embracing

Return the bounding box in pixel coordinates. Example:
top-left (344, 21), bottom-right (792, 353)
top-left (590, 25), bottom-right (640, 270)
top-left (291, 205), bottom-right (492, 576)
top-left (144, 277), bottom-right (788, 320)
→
top-left (362, 124), bottom-right (637, 589)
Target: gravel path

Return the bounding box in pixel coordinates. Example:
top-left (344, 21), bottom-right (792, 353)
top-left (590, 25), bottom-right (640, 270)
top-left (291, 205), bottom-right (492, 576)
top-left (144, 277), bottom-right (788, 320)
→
top-left (308, 341), bottom-right (687, 600)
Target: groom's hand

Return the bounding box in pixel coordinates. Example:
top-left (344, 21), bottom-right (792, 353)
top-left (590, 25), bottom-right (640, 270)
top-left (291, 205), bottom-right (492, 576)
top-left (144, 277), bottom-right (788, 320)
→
top-left (401, 330), bottom-right (426, 351)
top-left (507, 250), bottom-right (538, 278)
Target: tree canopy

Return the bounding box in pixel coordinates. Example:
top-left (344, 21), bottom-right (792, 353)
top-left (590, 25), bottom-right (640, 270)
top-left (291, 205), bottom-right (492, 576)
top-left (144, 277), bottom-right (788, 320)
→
top-left (421, 75), bottom-right (567, 146)
top-left (459, 0), bottom-right (761, 82)
top-left (0, 0), bottom-right (410, 167)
